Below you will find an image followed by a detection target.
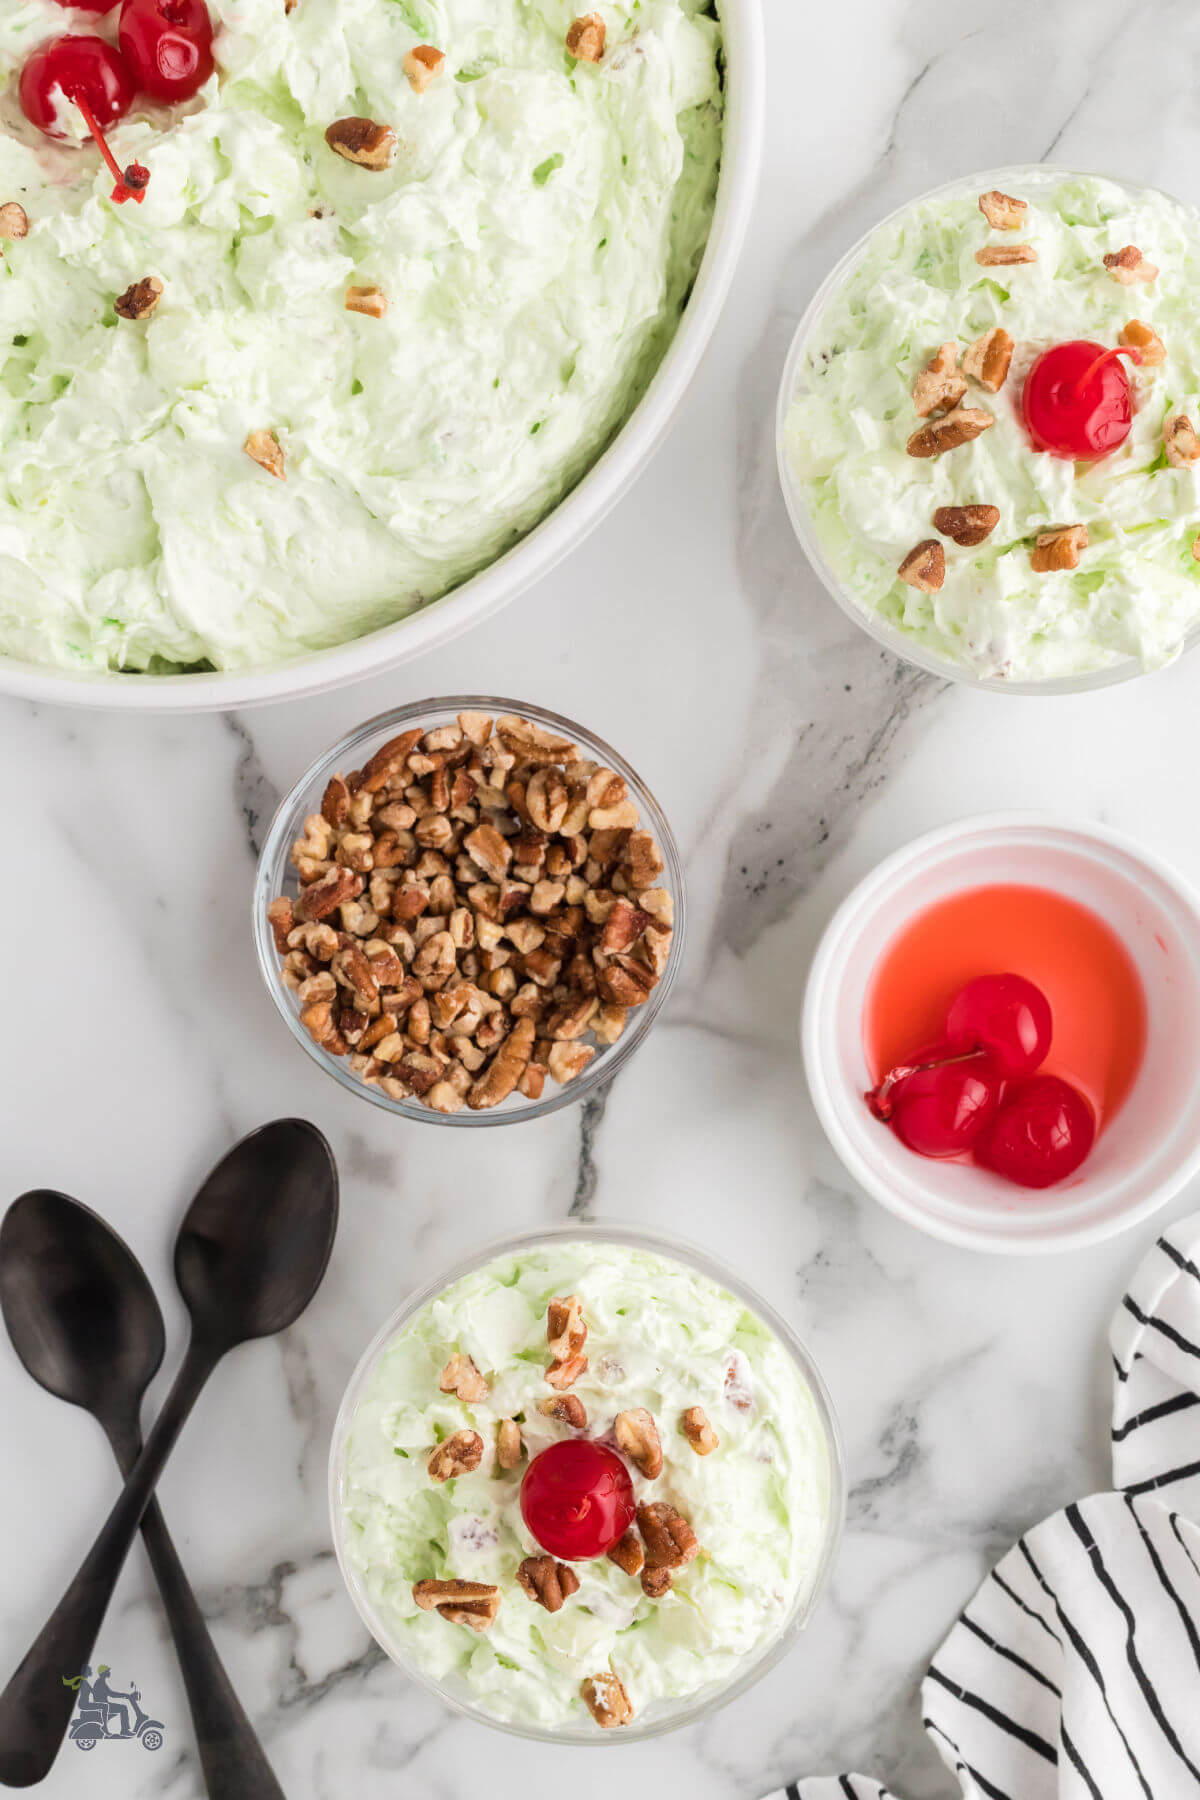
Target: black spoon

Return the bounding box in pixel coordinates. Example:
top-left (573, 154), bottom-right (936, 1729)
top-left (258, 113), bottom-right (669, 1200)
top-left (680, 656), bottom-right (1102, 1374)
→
top-left (0, 1190), bottom-right (288, 1798)
top-left (0, 1119), bottom-right (338, 1788)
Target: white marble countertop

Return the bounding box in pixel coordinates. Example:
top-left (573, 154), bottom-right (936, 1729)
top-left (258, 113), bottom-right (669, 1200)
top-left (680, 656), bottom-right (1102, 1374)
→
top-left (4, 0), bottom-right (1200, 1794)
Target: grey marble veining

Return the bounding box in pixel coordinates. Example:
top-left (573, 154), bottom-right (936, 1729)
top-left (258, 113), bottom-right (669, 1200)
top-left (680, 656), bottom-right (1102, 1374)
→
top-left (4, 1), bottom-right (1200, 1796)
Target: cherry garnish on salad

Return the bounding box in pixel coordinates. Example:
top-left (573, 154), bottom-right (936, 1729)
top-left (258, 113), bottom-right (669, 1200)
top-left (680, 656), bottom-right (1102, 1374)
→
top-left (520, 1439), bottom-right (635, 1562)
top-left (975, 1075), bottom-right (1096, 1189)
top-left (19, 36), bottom-right (150, 205)
top-left (119, 0), bottom-right (215, 104)
top-left (1022, 339), bottom-right (1141, 459)
top-left (55, 0), bottom-right (120, 10)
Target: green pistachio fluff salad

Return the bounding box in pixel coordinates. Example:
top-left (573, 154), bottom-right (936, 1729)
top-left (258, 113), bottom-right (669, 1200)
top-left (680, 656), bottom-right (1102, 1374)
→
top-left (783, 169), bottom-right (1200, 681)
top-left (0, 0), bottom-right (722, 673)
top-left (337, 1240), bottom-right (835, 1732)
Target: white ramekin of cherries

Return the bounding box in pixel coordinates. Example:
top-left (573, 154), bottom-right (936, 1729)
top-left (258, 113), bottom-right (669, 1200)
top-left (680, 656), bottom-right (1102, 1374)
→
top-left (19, 0), bottom-right (214, 205)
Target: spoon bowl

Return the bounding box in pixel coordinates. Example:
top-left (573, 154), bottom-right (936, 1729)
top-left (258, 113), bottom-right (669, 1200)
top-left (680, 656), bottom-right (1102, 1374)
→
top-left (176, 1118), bottom-right (340, 1349)
top-left (0, 1193), bottom-right (164, 1423)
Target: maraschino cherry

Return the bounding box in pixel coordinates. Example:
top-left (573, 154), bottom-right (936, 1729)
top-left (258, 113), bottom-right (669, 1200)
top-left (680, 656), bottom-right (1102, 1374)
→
top-left (521, 1440), bottom-right (635, 1562)
top-left (19, 36), bottom-right (150, 205)
top-left (119, 0), bottom-right (214, 104)
top-left (945, 973), bottom-right (1053, 1075)
top-left (866, 1042), bottom-right (1004, 1158)
top-left (975, 1075), bottom-right (1096, 1189)
top-left (1022, 339), bottom-right (1141, 459)
top-left (55, 0), bottom-right (120, 11)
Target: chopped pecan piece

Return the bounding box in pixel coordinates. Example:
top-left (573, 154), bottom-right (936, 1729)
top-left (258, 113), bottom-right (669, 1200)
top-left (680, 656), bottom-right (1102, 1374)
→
top-left (496, 1420), bottom-right (523, 1469)
top-left (114, 276), bottom-right (163, 321)
top-left (906, 405), bottom-right (994, 459)
top-left (0, 202), bottom-right (29, 241)
top-left (427, 1429), bottom-right (484, 1482)
top-left (518, 1556), bottom-right (580, 1613)
top-left (932, 505), bottom-right (1000, 547)
top-left (1030, 524), bottom-right (1088, 573)
top-left (346, 284), bottom-right (387, 318)
top-left (1104, 245), bottom-right (1158, 285)
top-left (607, 1531), bottom-right (645, 1577)
top-left (495, 714), bottom-right (579, 765)
top-left (978, 189), bottom-right (1027, 230)
top-left (244, 429), bottom-right (285, 481)
top-left (580, 1672), bottom-right (633, 1729)
top-left (641, 1565), bottom-right (673, 1599)
top-left (1165, 414), bottom-right (1200, 468)
top-left (548, 1041), bottom-right (595, 1085)
top-left (413, 1579), bottom-right (501, 1632)
top-left (295, 864), bottom-right (363, 921)
top-left (547, 1295), bottom-right (587, 1363)
top-left (962, 327), bottom-right (1013, 393)
top-left (325, 117), bottom-right (397, 170)
top-left (537, 1393), bottom-right (588, 1428)
top-left (566, 12), bottom-right (606, 60)
top-left (975, 244), bottom-right (1037, 266)
top-left (404, 44), bottom-right (445, 91)
top-left (681, 1406), bottom-right (719, 1455)
top-left (267, 896), bottom-right (295, 953)
top-left (1119, 319), bottom-right (1165, 368)
top-left (637, 1501), bottom-right (700, 1571)
top-left (466, 1015), bottom-right (535, 1109)
top-left (300, 999), bottom-right (346, 1056)
top-left (897, 540), bottom-right (945, 593)
top-left (439, 1354), bottom-right (488, 1403)
top-left (614, 1408), bottom-right (663, 1479)
top-left (545, 1352), bottom-right (589, 1391)
top-left (911, 342), bottom-right (967, 418)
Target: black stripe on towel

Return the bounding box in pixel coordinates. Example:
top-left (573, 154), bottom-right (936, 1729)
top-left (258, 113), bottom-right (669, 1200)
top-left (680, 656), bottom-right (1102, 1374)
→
top-left (990, 1568), bottom-right (1061, 1648)
top-left (1123, 1495), bottom-right (1200, 1671)
top-left (1123, 1456), bottom-right (1200, 1499)
top-left (1160, 1238), bottom-right (1200, 1284)
top-left (1122, 1295), bottom-right (1200, 1362)
top-left (922, 1716), bottom-right (1015, 1800)
top-left (1065, 1504), bottom-right (1200, 1784)
top-left (926, 1665), bottom-right (1057, 1762)
top-left (1020, 1540), bottom-right (1154, 1798)
top-left (1112, 1390), bottom-right (1200, 1442)
top-left (1060, 1721), bottom-right (1105, 1800)
top-left (961, 1614), bottom-right (1062, 1696)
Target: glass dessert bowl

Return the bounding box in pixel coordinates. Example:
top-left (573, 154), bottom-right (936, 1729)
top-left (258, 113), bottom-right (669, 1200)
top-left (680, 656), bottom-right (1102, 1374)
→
top-left (253, 698), bottom-right (685, 1126)
top-left (329, 1225), bottom-right (844, 1742)
top-left (777, 165), bottom-right (1200, 693)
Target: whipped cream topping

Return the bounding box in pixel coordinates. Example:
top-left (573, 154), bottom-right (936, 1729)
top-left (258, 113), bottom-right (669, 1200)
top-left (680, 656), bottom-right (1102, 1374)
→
top-left (0, 0), bottom-right (721, 672)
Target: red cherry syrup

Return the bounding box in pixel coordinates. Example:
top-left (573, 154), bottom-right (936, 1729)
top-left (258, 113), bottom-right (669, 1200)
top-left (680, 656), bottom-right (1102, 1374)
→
top-left (520, 1440), bottom-right (635, 1562)
top-left (1022, 339), bottom-right (1140, 459)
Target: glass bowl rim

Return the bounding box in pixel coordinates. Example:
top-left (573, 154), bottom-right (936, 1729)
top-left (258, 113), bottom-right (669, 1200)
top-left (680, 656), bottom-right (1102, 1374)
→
top-left (774, 160), bottom-right (1200, 696)
top-left (327, 1219), bottom-right (847, 1745)
top-left (251, 695), bottom-right (686, 1127)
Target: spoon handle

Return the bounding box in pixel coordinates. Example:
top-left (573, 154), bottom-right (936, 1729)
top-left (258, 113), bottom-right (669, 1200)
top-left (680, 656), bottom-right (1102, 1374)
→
top-left (0, 1339), bottom-right (215, 1787)
top-left (136, 1497), bottom-right (287, 1800)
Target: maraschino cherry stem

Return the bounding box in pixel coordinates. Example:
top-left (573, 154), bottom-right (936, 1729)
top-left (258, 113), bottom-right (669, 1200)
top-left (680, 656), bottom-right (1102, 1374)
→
top-left (74, 90), bottom-right (149, 205)
top-left (1074, 344), bottom-right (1141, 394)
top-left (866, 1047), bottom-right (986, 1121)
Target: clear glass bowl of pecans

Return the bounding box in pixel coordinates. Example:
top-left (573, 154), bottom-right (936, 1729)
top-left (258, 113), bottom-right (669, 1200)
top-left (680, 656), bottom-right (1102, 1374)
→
top-left (252, 698), bottom-right (685, 1125)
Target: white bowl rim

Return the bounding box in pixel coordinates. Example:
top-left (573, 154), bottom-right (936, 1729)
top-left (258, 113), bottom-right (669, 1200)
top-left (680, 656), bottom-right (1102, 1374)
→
top-left (328, 1218), bottom-right (847, 1744)
top-left (0, 0), bottom-right (765, 713)
top-left (801, 809), bottom-right (1200, 1254)
top-left (775, 162), bottom-right (1200, 696)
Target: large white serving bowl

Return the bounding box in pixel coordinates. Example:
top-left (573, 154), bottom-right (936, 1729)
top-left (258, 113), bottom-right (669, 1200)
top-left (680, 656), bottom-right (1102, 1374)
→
top-left (0, 1), bottom-right (763, 714)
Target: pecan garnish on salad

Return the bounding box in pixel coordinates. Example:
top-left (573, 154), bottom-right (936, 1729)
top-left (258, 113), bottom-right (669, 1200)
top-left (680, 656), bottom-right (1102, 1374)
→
top-left (413, 1579), bottom-right (501, 1632)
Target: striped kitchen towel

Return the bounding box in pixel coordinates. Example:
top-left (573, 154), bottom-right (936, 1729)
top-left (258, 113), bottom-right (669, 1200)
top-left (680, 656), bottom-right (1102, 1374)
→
top-left (772, 1211), bottom-right (1200, 1800)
